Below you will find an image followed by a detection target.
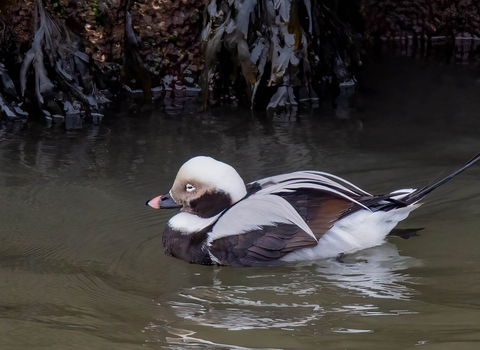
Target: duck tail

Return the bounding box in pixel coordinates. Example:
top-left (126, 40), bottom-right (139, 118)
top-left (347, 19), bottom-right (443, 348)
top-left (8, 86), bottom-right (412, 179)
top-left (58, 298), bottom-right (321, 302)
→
top-left (401, 152), bottom-right (480, 205)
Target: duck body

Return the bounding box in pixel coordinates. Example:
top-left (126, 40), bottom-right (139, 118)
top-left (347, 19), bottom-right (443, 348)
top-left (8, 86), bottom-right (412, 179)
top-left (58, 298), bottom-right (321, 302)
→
top-left (147, 155), bottom-right (480, 267)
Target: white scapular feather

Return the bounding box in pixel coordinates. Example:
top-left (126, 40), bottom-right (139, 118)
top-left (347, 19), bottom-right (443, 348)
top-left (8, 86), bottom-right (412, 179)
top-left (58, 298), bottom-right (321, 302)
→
top-left (207, 193), bottom-right (316, 244)
top-left (257, 179), bottom-right (371, 211)
top-left (389, 188), bottom-right (416, 200)
top-left (304, 171), bottom-right (373, 196)
top-left (254, 170), bottom-right (372, 197)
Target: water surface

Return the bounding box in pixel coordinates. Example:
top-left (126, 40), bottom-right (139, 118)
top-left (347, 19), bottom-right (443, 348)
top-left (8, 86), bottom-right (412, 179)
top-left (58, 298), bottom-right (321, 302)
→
top-left (1, 57), bottom-right (480, 349)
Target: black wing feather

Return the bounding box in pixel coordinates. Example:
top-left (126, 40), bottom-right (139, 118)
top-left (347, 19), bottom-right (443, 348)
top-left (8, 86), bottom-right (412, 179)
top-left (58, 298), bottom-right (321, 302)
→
top-left (210, 223), bottom-right (317, 267)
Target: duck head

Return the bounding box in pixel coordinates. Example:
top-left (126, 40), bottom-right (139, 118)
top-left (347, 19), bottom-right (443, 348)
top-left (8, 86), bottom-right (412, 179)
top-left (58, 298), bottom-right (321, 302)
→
top-left (147, 156), bottom-right (247, 218)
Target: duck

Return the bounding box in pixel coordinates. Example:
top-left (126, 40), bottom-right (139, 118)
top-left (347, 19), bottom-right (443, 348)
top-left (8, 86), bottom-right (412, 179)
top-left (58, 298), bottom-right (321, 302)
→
top-left (147, 154), bottom-right (480, 267)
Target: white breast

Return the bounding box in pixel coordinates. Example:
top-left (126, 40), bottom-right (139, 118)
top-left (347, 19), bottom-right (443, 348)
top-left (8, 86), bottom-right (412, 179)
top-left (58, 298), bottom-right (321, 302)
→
top-left (168, 212), bottom-right (220, 234)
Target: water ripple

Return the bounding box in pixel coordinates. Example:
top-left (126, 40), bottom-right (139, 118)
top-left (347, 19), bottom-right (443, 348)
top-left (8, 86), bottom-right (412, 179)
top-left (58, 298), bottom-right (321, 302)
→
top-left (164, 243), bottom-right (420, 335)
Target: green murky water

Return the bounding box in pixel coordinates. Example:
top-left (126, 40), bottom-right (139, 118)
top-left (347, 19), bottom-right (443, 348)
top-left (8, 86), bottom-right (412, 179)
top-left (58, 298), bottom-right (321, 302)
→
top-left (1, 57), bottom-right (480, 349)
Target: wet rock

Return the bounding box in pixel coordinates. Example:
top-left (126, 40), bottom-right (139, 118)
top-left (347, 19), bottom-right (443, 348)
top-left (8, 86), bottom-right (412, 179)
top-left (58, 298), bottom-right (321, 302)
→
top-left (91, 112), bottom-right (104, 125)
top-left (0, 92), bottom-right (27, 120)
top-left (52, 114), bottom-right (65, 124)
top-left (65, 113), bottom-right (83, 130)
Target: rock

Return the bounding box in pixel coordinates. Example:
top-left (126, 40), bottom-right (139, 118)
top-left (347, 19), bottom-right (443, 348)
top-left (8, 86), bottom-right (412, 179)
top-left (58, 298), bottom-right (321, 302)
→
top-left (91, 112), bottom-right (103, 125)
top-left (52, 114), bottom-right (65, 124)
top-left (65, 113), bottom-right (83, 130)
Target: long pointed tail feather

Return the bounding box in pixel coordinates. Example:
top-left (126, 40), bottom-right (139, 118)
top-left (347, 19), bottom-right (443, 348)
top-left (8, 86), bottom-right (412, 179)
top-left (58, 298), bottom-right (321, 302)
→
top-left (402, 152), bottom-right (480, 205)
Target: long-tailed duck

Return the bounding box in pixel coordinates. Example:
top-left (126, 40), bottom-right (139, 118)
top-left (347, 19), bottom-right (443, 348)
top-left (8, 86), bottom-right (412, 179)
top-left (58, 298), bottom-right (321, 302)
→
top-left (147, 154), bottom-right (479, 267)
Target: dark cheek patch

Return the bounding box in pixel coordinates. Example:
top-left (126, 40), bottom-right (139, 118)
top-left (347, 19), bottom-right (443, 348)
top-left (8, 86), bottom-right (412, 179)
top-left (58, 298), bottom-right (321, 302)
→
top-left (189, 191), bottom-right (232, 218)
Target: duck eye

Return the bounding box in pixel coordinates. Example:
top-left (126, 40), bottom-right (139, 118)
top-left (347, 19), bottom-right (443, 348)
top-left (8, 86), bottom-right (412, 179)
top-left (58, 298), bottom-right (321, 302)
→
top-left (186, 184), bottom-right (195, 192)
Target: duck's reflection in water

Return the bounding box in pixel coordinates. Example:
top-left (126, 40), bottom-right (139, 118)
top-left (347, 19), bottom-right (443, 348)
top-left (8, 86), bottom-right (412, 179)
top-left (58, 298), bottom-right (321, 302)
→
top-left (147, 243), bottom-right (421, 348)
top-left (314, 242), bottom-right (422, 300)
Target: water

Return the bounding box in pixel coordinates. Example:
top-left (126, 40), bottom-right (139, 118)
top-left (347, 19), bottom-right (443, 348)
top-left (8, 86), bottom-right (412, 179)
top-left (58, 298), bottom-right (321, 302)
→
top-left (1, 56), bottom-right (480, 349)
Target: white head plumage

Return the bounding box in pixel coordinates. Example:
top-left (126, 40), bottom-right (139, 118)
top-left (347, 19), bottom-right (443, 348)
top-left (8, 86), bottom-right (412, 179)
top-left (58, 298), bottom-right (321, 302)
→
top-left (174, 156), bottom-right (247, 203)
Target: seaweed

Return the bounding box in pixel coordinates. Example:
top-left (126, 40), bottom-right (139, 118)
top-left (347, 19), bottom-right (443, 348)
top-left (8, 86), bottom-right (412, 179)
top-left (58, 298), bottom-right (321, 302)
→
top-left (0, 63), bottom-right (27, 121)
top-left (19, 0), bottom-right (109, 124)
top-left (201, 0), bottom-right (362, 111)
top-left (0, 63), bottom-right (18, 101)
top-left (122, 8), bottom-right (153, 101)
